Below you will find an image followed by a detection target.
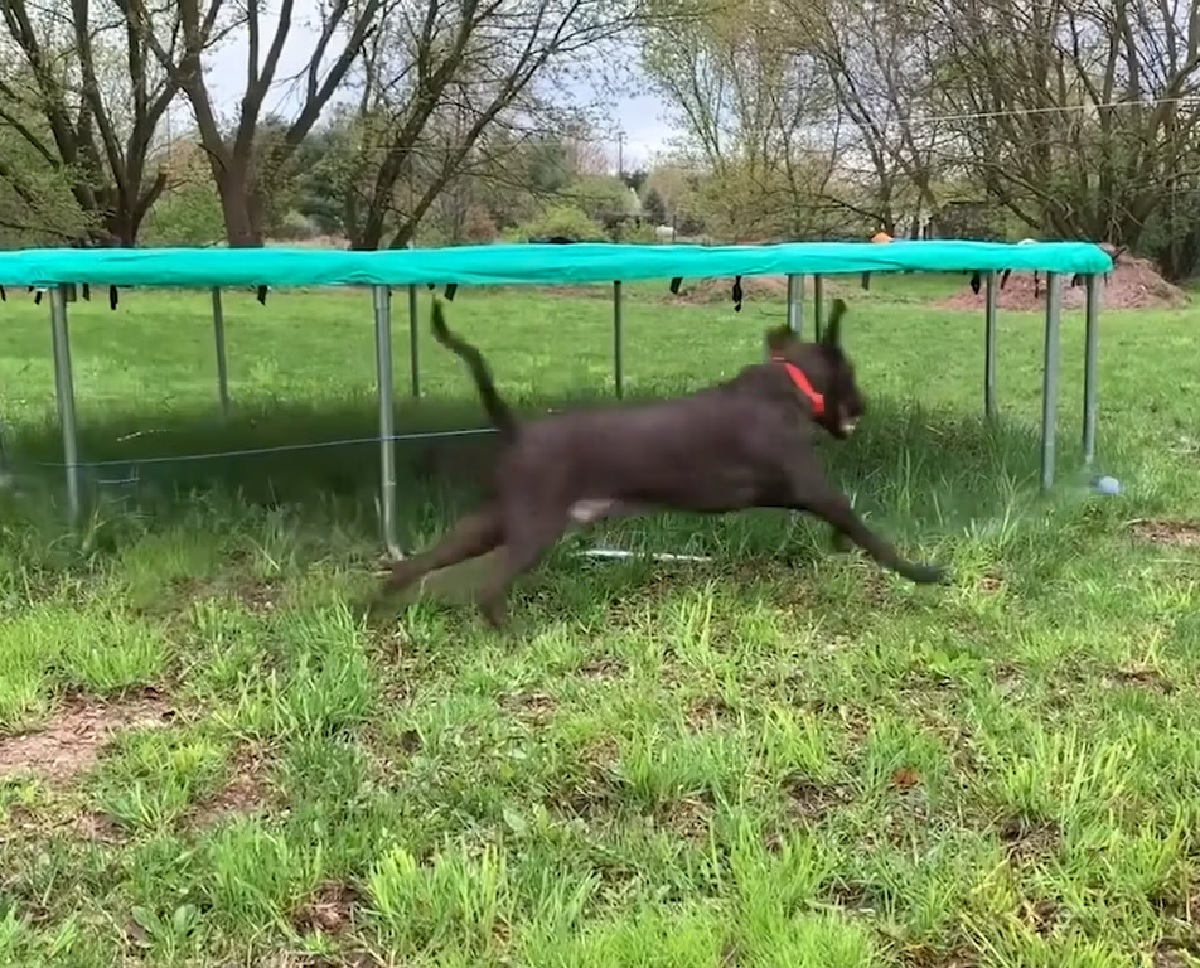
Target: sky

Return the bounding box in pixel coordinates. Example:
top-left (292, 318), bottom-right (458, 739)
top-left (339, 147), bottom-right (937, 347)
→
top-left (194, 1), bottom-right (679, 171)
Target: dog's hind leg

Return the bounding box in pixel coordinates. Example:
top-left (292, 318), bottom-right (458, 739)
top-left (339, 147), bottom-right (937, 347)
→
top-left (475, 508), bottom-right (569, 629)
top-left (380, 507), bottom-right (503, 595)
top-left (786, 475), bottom-right (947, 584)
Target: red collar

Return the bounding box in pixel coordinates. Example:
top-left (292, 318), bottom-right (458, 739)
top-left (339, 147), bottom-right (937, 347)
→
top-left (772, 357), bottom-right (825, 417)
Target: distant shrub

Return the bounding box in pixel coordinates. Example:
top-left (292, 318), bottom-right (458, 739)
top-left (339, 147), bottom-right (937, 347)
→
top-left (517, 204), bottom-right (608, 242)
top-left (617, 221), bottom-right (659, 244)
top-left (274, 210), bottom-right (319, 241)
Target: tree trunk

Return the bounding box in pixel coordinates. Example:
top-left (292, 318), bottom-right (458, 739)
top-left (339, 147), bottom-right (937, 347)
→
top-left (387, 220), bottom-right (417, 249)
top-left (211, 161), bottom-right (264, 247)
top-left (351, 206), bottom-right (387, 250)
top-left (103, 211), bottom-right (136, 247)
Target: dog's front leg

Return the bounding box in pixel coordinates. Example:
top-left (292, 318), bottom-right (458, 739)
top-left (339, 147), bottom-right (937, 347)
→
top-left (784, 469), bottom-right (947, 584)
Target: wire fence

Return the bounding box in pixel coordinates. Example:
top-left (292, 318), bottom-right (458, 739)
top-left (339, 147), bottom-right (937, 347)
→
top-left (8, 427), bottom-right (499, 471)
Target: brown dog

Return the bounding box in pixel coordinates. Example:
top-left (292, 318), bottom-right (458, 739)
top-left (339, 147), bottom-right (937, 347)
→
top-left (378, 298), bottom-right (948, 627)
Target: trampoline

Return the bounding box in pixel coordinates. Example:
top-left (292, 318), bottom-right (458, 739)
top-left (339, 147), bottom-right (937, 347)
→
top-left (0, 240), bottom-right (1114, 554)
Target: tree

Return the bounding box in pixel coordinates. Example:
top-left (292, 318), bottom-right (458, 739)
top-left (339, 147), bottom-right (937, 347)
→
top-left (0, 120), bottom-right (92, 244)
top-left (640, 0), bottom-right (841, 240)
top-left (565, 173), bottom-right (632, 219)
top-left (140, 135), bottom-right (225, 245)
top-left (928, 0), bottom-right (1200, 275)
top-left (0, 0), bottom-right (186, 244)
top-left (642, 184), bottom-right (668, 223)
top-left (641, 162), bottom-right (702, 226)
top-left (797, 0), bottom-right (946, 235)
top-left (118, 0), bottom-right (383, 246)
top-left (290, 123), bottom-right (350, 235)
top-left (338, 0), bottom-right (639, 250)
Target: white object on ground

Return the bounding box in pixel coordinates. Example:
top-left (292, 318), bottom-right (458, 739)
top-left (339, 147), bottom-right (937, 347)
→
top-left (576, 548), bottom-right (713, 562)
top-left (1094, 475), bottom-right (1121, 495)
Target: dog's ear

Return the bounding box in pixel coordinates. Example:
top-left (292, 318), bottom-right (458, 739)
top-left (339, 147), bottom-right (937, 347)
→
top-left (764, 324), bottom-right (795, 356)
top-left (822, 298), bottom-right (846, 348)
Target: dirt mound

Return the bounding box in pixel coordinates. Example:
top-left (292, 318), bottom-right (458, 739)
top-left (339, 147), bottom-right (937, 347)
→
top-left (939, 252), bottom-right (1189, 312)
top-left (520, 275), bottom-right (832, 305)
top-left (667, 275), bottom-right (842, 306)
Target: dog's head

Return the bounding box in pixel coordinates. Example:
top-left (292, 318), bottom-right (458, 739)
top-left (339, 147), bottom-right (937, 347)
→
top-left (764, 298), bottom-right (865, 439)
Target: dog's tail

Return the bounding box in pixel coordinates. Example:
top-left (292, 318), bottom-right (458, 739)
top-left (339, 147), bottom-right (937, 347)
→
top-left (431, 298), bottom-right (517, 440)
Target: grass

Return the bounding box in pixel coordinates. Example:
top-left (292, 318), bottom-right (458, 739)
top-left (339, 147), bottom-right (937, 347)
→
top-left (2, 271), bottom-right (1200, 967)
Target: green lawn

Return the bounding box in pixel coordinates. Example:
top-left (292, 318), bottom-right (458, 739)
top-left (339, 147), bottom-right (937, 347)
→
top-left (2, 274), bottom-right (1200, 967)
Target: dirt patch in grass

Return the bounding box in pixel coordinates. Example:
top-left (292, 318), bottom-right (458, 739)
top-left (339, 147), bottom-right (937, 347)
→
top-left (394, 728), bottom-right (421, 754)
top-left (578, 654), bottom-right (627, 681)
top-left (73, 810), bottom-right (127, 843)
top-left (504, 690), bottom-right (558, 725)
top-left (1152, 944), bottom-right (1195, 968)
top-left (829, 880), bottom-right (884, 913)
top-left (1, 802), bottom-right (126, 846)
top-left (1132, 519), bottom-right (1200, 547)
top-left (998, 816), bottom-right (1061, 864)
top-left (232, 576), bottom-right (285, 613)
top-left (292, 881), bottom-right (360, 936)
top-left (978, 571), bottom-right (1005, 594)
top-left (1104, 665), bottom-right (1176, 693)
top-left (765, 779), bottom-right (851, 851)
top-left (798, 700), bottom-right (872, 744)
top-left (1019, 897), bottom-right (1062, 936)
top-left (658, 794), bottom-right (713, 842)
top-left (188, 745), bottom-right (272, 828)
top-left (900, 949), bottom-right (980, 968)
top-left (160, 573), bottom-right (284, 615)
top-left (782, 774), bottom-right (851, 824)
top-left (0, 689), bottom-right (173, 788)
top-left (555, 738), bottom-right (621, 820)
top-left (163, 575), bottom-right (216, 610)
top-left (257, 953), bottom-right (381, 968)
top-left (685, 695), bottom-right (735, 731)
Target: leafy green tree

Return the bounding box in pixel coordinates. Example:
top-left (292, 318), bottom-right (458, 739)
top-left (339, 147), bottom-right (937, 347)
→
top-left (0, 3), bottom-right (179, 244)
top-left (642, 186), bottom-right (668, 225)
top-left (565, 175), bottom-right (632, 221)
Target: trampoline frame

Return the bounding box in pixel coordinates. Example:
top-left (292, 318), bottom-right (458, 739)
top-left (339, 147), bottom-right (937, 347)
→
top-left (38, 263), bottom-right (1103, 554)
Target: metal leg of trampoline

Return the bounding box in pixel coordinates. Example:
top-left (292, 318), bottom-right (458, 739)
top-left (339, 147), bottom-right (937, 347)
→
top-left (211, 287), bottom-right (231, 417)
top-left (813, 274), bottom-right (824, 340)
top-left (1082, 275), bottom-right (1100, 466)
top-left (50, 285), bottom-right (82, 523)
top-left (984, 270), bottom-right (998, 419)
top-left (1040, 273), bottom-right (1062, 491)
top-left (613, 280), bottom-right (624, 398)
top-left (408, 283), bottom-right (420, 398)
top-left (786, 274), bottom-right (804, 337)
top-left (374, 285), bottom-right (401, 558)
